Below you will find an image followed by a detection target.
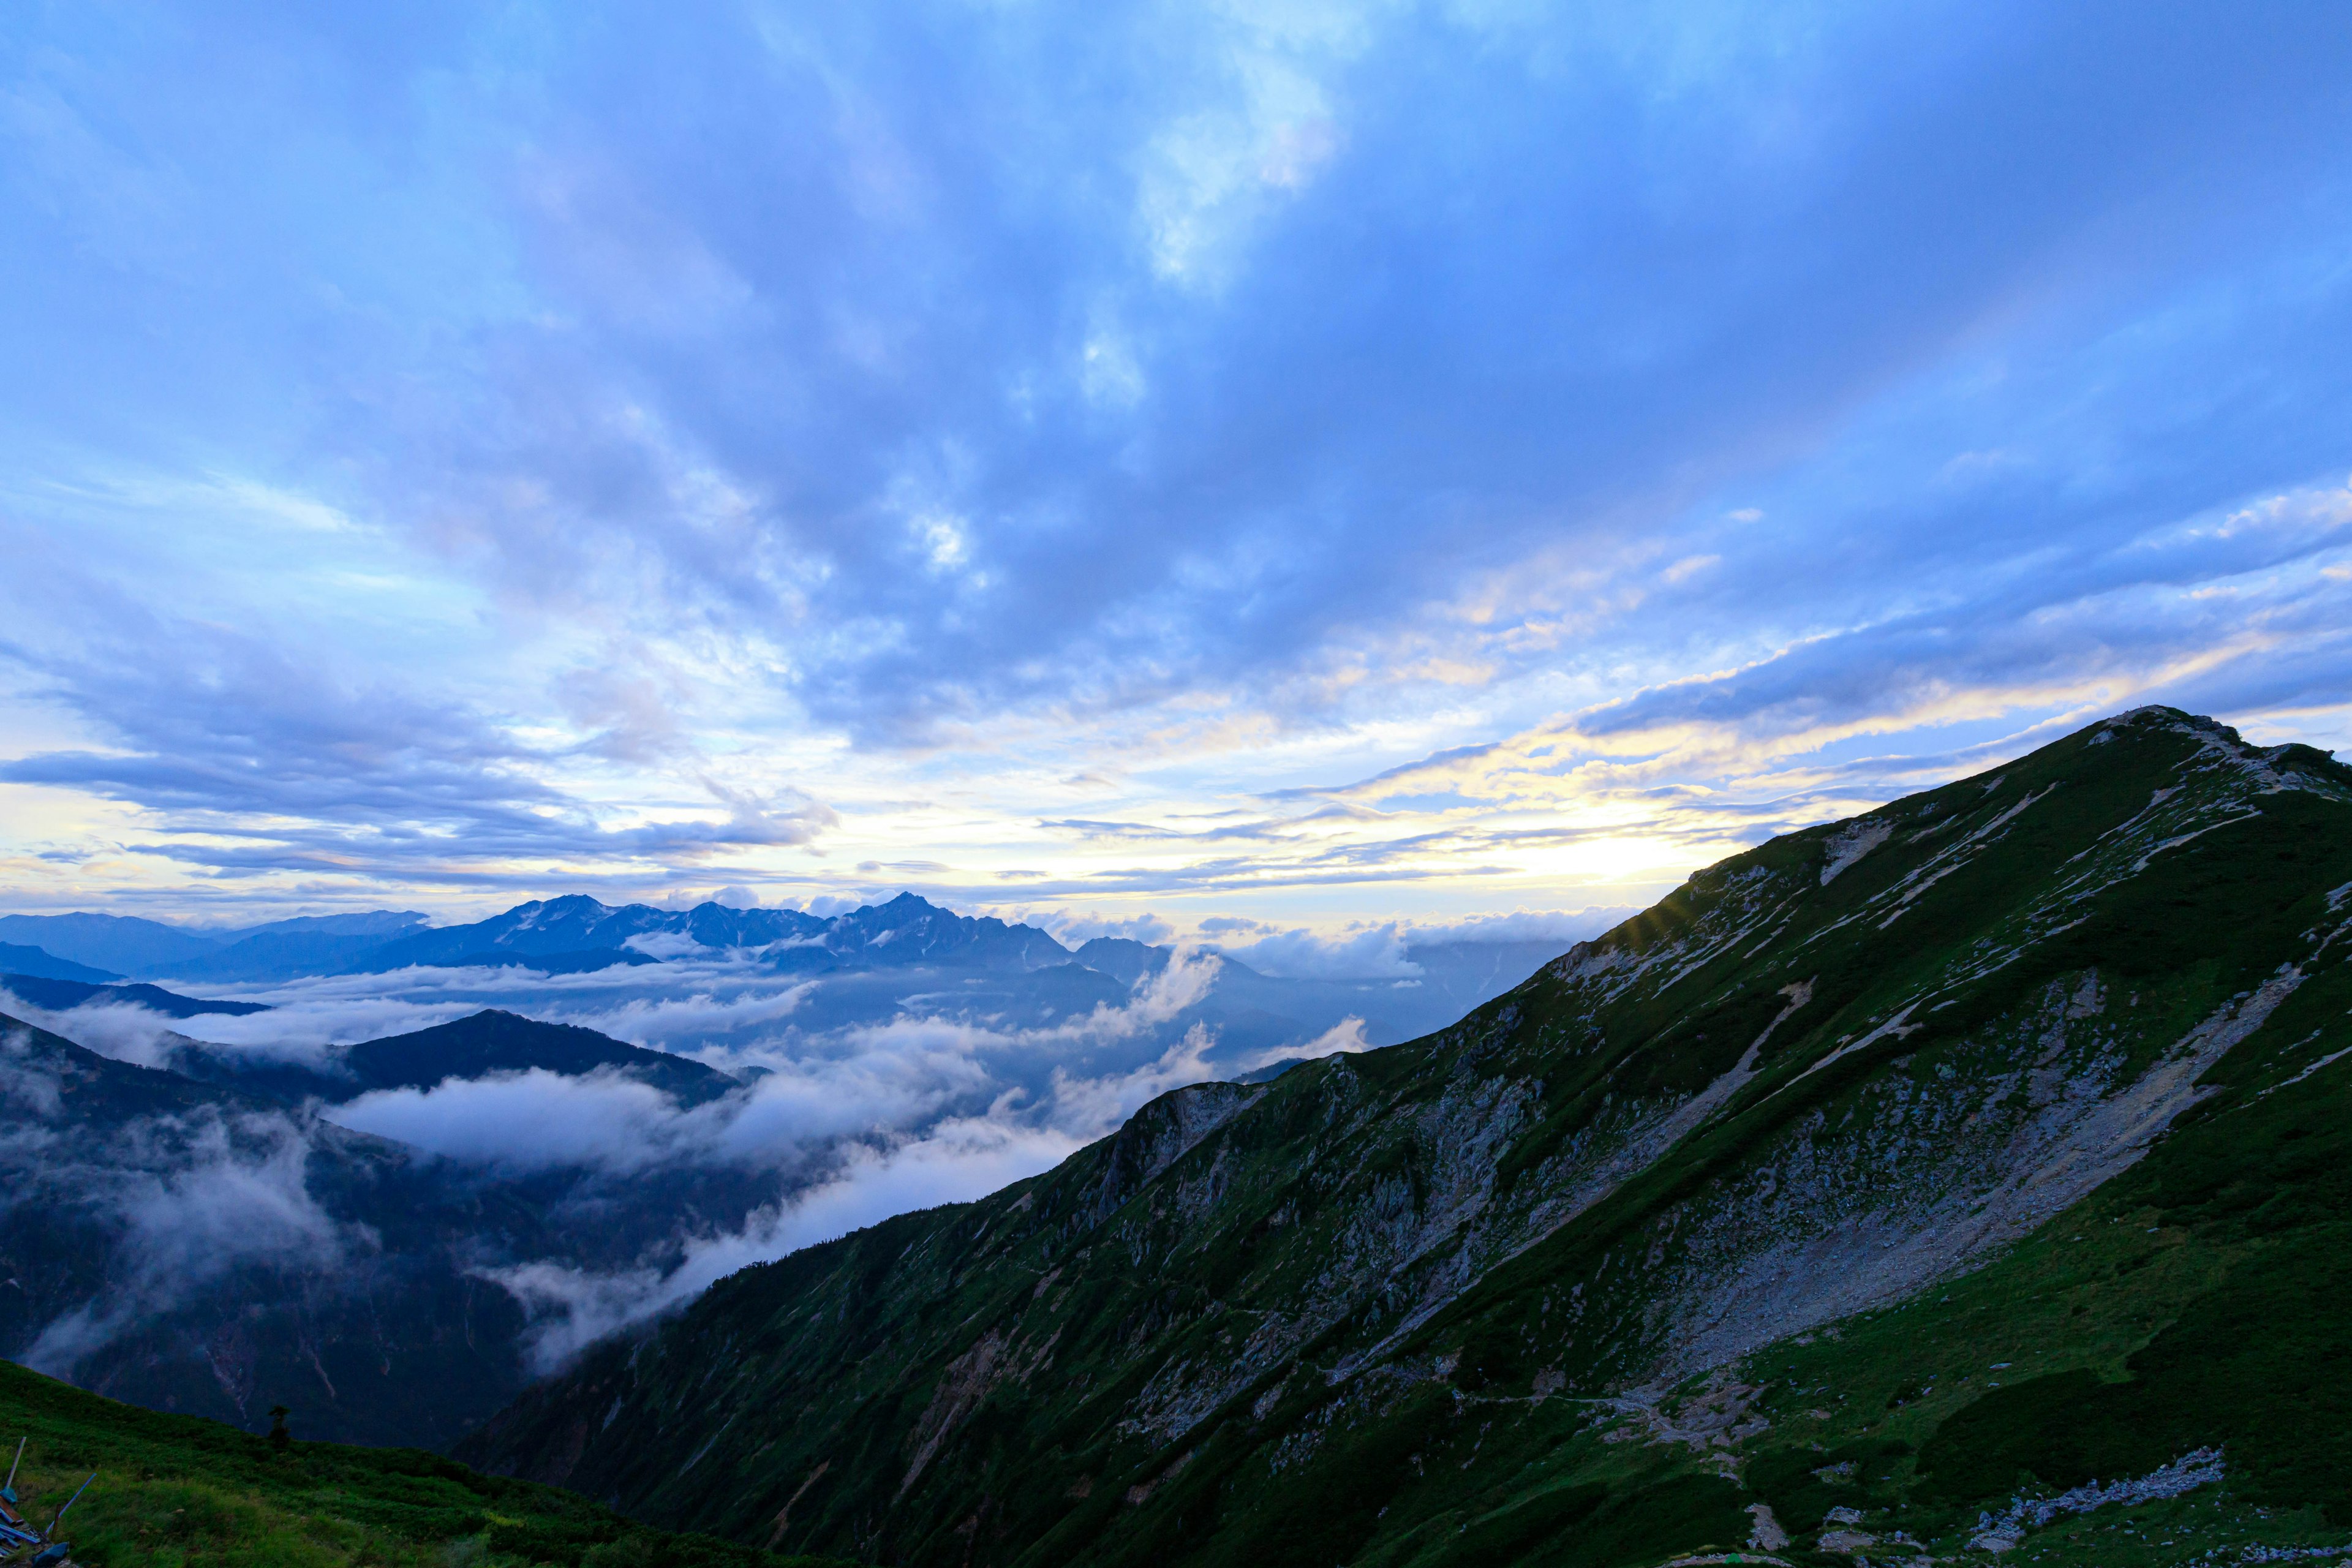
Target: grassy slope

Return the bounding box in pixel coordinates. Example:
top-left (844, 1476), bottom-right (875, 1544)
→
top-left (458, 710), bottom-right (2352, 1567)
top-left (0, 1359), bottom-right (858, 1568)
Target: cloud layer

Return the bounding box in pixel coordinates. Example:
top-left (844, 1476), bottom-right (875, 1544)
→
top-left (7, 945), bottom-right (1368, 1365)
top-left (2, 2), bottom-right (2350, 930)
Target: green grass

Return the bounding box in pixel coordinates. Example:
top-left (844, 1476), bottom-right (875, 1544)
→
top-left (0, 1359), bottom-right (858, 1568)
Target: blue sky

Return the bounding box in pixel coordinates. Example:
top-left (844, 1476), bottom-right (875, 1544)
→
top-left (3, 0), bottom-right (2350, 937)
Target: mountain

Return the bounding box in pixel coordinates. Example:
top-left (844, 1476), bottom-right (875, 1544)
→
top-left (456, 709), bottom-right (2352, 1566)
top-left (0, 973), bottom-right (268, 1018)
top-left (339, 1009), bottom-right (739, 1106)
top-left (0, 909), bottom-right (430, 983)
top-left (155, 1008), bottom-right (741, 1110)
top-left (352, 892), bottom-right (1069, 979)
top-left (0, 897), bottom-right (1559, 1072)
top-left (156, 927), bottom-right (436, 984)
top-left (0, 944), bottom-right (122, 983)
top-left (0, 1357), bottom-right (855, 1568)
top-left (1069, 937), bottom-right (1165, 987)
top-left (0, 913), bottom-right (225, 975)
top-left (11, 892), bottom-right (1072, 985)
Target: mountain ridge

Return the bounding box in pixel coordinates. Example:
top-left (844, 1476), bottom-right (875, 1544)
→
top-left (454, 707), bottom-right (2352, 1566)
top-left (0, 943), bottom-right (123, 984)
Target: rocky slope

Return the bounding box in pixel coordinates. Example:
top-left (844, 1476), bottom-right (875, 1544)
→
top-left (458, 709), bottom-right (2352, 1566)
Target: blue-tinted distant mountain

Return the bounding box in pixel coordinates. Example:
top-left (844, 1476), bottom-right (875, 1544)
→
top-left (820, 891), bottom-right (1069, 970)
top-left (352, 894), bottom-right (820, 971)
top-left (235, 910), bottom-right (433, 940)
top-left (133, 912), bottom-right (435, 983)
top-left (278, 892), bottom-right (1069, 982)
top-left (0, 943), bottom-right (122, 983)
top-left (0, 914), bottom-right (213, 974)
top-left (0, 909), bottom-right (429, 981)
top-left (13, 894), bottom-right (1082, 986)
top-left (428, 946), bottom-right (657, 975)
top-left (0, 973), bottom-right (268, 1018)
top-left (158, 930), bottom-right (423, 982)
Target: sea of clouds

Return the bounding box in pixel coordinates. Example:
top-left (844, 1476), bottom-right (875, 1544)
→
top-left (0, 938), bottom-right (1398, 1367)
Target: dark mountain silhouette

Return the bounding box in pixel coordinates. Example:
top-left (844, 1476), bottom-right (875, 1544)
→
top-left (340, 1009), bottom-right (737, 1106)
top-left (0, 973), bottom-right (268, 1019)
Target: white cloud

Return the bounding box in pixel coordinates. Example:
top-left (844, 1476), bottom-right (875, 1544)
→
top-left (1221, 923), bottom-right (1420, 979)
top-left (1240, 1013), bottom-right (1370, 1072)
top-left (1034, 908), bottom-right (1178, 946)
top-left (1400, 907), bottom-right (1635, 948)
top-left (330, 1068), bottom-right (706, 1174)
top-left (16, 1108), bottom-right (364, 1376)
top-left (485, 1109), bottom-right (1083, 1370)
top-left (438, 951), bottom-right (1241, 1363)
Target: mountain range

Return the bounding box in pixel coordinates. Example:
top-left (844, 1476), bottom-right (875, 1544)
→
top-left (0, 894), bottom-right (1076, 986)
top-left (448, 708), bottom-right (2352, 1566)
top-left (0, 891), bottom-right (1592, 1069)
top-left (7, 706), bottom-right (2350, 1566)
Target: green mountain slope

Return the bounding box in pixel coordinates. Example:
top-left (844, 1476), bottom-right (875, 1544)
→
top-left (458, 709), bottom-right (2352, 1567)
top-left (0, 1357), bottom-right (856, 1567)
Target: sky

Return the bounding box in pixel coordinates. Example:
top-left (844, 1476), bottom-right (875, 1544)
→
top-left (4, 0), bottom-right (2352, 940)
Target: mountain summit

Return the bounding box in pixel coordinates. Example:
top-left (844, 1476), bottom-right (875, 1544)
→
top-left (459, 709), bottom-right (2352, 1564)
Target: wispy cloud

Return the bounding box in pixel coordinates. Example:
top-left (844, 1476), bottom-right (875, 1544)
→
top-left (1, 1), bottom-right (2350, 928)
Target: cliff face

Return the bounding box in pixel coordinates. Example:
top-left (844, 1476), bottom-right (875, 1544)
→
top-left (459, 708), bottom-right (2352, 1567)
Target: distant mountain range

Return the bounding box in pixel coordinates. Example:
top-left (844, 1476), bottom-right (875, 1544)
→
top-left (0, 893), bottom-right (1071, 985)
top-left (0, 892), bottom-right (1588, 1061)
top-left (0, 909), bottom-right (431, 979)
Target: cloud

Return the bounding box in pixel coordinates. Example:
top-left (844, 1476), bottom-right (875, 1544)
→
top-left (6, 6), bottom-right (2352, 1000)
top-left (1032, 909), bottom-right (1180, 946)
top-left (1400, 908), bottom-right (1638, 949)
top-left (10, 1101), bottom-right (365, 1376)
top-left (331, 1068), bottom-right (712, 1175)
top-left (1220, 924), bottom-right (1422, 981)
top-left (1238, 1014), bottom-right (1371, 1075)
top-left (485, 1111), bottom-right (1086, 1370)
top-left (0, 571), bottom-right (836, 891)
top-left (459, 959), bottom-right (1244, 1368)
